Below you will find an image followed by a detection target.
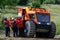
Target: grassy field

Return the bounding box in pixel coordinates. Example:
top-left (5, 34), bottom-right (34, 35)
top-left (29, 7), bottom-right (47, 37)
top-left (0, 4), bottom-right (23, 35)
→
top-left (0, 4), bottom-right (60, 35)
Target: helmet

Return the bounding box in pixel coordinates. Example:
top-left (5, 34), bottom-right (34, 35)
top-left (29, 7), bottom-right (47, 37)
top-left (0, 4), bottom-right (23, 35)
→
top-left (18, 16), bottom-right (23, 19)
top-left (12, 18), bottom-right (14, 20)
top-left (10, 17), bottom-right (12, 19)
top-left (4, 17), bottom-right (7, 20)
top-left (10, 17), bottom-right (14, 20)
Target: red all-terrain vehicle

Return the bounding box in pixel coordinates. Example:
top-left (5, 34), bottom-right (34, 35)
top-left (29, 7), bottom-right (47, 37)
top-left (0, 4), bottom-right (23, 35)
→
top-left (17, 7), bottom-right (56, 38)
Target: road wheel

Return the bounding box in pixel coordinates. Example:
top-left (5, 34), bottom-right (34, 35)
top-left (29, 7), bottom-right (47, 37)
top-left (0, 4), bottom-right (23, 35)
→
top-left (25, 20), bottom-right (35, 37)
top-left (47, 22), bottom-right (56, 38)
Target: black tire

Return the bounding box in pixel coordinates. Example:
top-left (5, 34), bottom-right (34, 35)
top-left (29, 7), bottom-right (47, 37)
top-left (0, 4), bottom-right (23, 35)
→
top-left (47, 22), bottom-right (56, 38)
top-left (25, 20), bottom-right (35, 37)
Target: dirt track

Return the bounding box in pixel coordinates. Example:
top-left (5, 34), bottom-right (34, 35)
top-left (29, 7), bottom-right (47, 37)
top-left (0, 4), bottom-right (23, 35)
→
top-left (0, 35), bottom-right (60, 40)
top-left (0, 38), bottom-right (60, 40)
top-left (0, 30), bottom-right (60, 40)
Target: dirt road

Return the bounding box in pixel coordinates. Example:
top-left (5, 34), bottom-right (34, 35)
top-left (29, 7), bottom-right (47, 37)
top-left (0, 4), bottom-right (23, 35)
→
top-left (0, 38), bottom-right (60, 40)
top-left (0, 34), bottom-right (60, 40)
top-left (0, 30), bottom-right (60, 40)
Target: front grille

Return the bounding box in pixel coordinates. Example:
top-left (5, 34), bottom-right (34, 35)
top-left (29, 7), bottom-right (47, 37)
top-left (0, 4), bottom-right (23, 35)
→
top-left (36, 24), bottom-right (51, 30)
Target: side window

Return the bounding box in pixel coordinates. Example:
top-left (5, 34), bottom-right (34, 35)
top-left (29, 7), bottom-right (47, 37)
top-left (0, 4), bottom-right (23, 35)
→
top-left (29, 14), bottom-right (35, 19)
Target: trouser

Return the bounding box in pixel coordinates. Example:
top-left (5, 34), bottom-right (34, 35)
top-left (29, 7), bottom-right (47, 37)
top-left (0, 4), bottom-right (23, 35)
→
top-left (18, 28), bottom-right (24, 37)
top-left (5, 27), bottom-right (10, 37)
top-left (12, 27), bottom-right (18, 37)
top-left (24, 26), bottom-right (30, 37)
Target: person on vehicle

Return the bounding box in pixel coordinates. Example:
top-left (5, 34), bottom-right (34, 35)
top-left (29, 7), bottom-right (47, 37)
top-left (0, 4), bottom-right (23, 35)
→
top-left (3, 17), bottom-right (10, 37)
top-left (15, 16), bottom-right (24, 37)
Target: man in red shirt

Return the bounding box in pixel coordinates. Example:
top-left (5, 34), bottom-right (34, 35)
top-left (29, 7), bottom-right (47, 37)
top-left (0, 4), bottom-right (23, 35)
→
top-left (15, 16), bottom-right (24, 37)
top-left (9, 17), bottom-right (13, 28)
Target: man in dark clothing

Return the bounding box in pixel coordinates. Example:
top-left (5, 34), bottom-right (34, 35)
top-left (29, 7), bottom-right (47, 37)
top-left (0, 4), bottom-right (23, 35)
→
top-left (3, 17), bottom-right (10, 37)
top-left (9, 18), bottom-right (18, 37)
top-left (12, 18), bottom-right (18, 37)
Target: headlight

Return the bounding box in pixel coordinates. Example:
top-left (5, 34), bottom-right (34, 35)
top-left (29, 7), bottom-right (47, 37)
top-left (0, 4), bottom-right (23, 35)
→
top-left (37, 22), bottom-right (41, 24)
top-left (47, 23), bottom-right (50, 25)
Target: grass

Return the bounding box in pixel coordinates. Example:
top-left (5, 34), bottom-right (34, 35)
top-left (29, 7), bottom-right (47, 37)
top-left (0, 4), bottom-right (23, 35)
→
top-left (41, 4), bottom-right (60, 35)
top-left (0, 4), bottom-right (60, 35)
top-left (0, 17), bottom-right (4, 30)
top-left (0, 8), bottom-right (17, 30)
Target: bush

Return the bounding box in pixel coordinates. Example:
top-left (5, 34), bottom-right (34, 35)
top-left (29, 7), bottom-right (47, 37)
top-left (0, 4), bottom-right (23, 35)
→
top-left (18, 0), bottom-right (28, 5)
top-left (56, 0), bottom-right (60, 4)
top-left (27, 3), bottom-right (32, 6)
top-left (32, 2), bottom-right (40, 8)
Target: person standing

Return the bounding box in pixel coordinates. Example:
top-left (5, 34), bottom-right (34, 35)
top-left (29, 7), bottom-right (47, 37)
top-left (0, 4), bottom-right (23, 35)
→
top-left (15, 16), bottom-right (24, 37)
top-left (11, 18), bottom-right (18, 37)
top-left (3, 17), bottom-right (10, 37)
top-left (9, 17), bottom-right (18, 37)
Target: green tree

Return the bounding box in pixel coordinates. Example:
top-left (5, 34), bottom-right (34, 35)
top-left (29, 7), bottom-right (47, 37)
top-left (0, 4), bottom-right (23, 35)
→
top-left (39, 0), bottom-right (45, 4)
top-left (18, 0), bottom-right (28, 5)
top-left (32, 0), bottom-right (45, 7)
top-left (7, 0), bottom-right (20, 6)
top-left (55, 0), bottom-right (60, 4)
top-left (0, 0), bottom-right (20, 14)
top-left (0, 0), bottom-right (20, 9)
top-left (0, 0), bottom-right (7, 9)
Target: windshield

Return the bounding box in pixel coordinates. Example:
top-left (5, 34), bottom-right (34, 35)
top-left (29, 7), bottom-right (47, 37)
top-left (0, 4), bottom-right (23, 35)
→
top-left (36, 13), bottom-right (50, 23)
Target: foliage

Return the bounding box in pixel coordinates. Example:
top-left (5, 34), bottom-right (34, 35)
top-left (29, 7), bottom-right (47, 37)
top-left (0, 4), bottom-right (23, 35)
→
top-left (0, 0), bottom-right (6, 9)
top-left (18, 0), bottom-right (28, 5)
top-left (44, 0), bottom-right (55, 4)
top-left (0, 0), bottom-right (20, 9)
top-left (55, 0), bottom-right (60, 4)
top-left (32, 0), bottom-right (45, 7)
top-left (32, 2), bottom-right (41, 8)
top-left (7, 0), bottom-right (20, 6)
